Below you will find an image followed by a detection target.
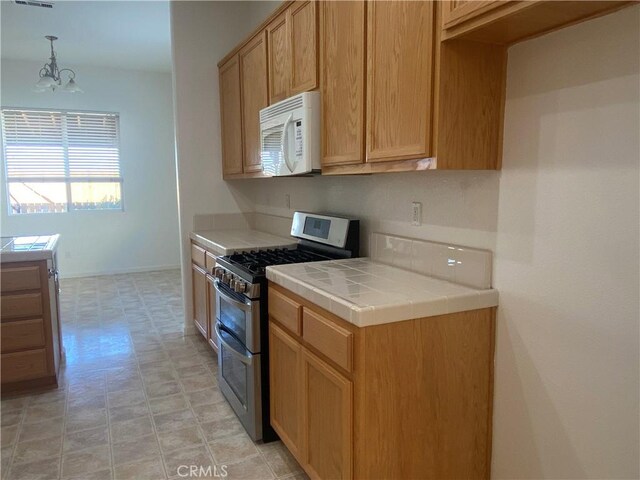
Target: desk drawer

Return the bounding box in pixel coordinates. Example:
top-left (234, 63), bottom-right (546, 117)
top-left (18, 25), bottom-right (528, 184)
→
top-left (1, 293), bottom-right (43, 319)
top-left (303, 309), bottom-right (353, 372)
top-left (191, 243), bottom-right (207, 269)
top-left (269, 288), bottom-right (302, 336)
top-left (1, 319), bottom-right (46, 352)
top-left (1, 266), bottom-right (41, 292)
top-left (1, 348), bottom-right (48, 383)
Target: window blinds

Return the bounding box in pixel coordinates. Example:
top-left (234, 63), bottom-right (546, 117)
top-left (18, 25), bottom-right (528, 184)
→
top-left (1, 109), bottom-right (121, 181)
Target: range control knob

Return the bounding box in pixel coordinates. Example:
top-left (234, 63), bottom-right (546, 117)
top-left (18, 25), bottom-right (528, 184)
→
top-left (223, 272), bottom-right (232, 284)
top-left (214, 268), bottom-right (224, 280)
top-left (233, 281), bottom-right (246, 293)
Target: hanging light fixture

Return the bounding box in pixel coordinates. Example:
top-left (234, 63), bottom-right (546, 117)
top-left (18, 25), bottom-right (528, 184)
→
top-left (35, 35), bottom-right (83, 93)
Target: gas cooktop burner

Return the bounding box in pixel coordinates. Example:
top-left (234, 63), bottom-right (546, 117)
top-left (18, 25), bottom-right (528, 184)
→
top-left (225, 248), bottom-right (329, 276)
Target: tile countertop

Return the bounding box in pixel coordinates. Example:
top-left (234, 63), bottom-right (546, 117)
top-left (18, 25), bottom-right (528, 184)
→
top-left (190, 229), bottom-right (297, 256)
top-left (0, 235), bottom-right (60, 263)
top-left (266, 258), bottom-right (499, 327)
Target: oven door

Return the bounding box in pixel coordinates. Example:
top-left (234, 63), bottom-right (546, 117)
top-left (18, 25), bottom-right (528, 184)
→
top-left (215, 322), bottom-right (263, 441)
top-left (213, 279), bottom-right (261, 353)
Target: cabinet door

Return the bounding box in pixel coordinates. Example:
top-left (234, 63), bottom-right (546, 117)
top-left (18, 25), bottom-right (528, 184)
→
top-left (366, 1), bottom-right (435, 162)
top-left (219, 56), bottom-right (243, 176)
top-left (320, 0), bottom-right (366, 166)
top-left (240, 32), bottom-right (269, 173)
top-left (192, 264), bottom-right (208, 338)
top-left (290, 1), bottom-right (318, 95)
top-left (302, 349), bottom-right (352, 480)
top-left (269, 321), bottom-right (303, 458)
top-left (267, 12), bottom-right (290, 104)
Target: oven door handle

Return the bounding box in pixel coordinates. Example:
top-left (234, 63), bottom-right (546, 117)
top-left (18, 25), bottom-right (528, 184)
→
top-left (215, 323), bottom-right (253, 366)
top-left (213, 279), bottom-right (252, 312)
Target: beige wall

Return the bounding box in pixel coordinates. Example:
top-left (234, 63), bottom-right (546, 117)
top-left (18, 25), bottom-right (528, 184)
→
top-left (0, 60), bottom-right (180, 277)
top-left (492, 7), bottom-right (639, 478)
top-left (238, 6), bottom-right (640, 478)
top-left (170, 1), bottom-right (279, 331)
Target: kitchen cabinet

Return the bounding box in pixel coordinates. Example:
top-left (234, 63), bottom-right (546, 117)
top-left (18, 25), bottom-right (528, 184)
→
top-left (302, 348), bottom-right (352, 480)
top-left (268, 282), bottom-right (496, 480)
top-left (366, 1), bottom-right (435, 163)
top-left (440, 0), bottom-right (634, 44)
top-left (219, 55), bottom-right (243, 177)
top-left (319, 0), bottom-right (365, 166)
top-left (1, 260), bottom-right (62, 395)
top-left (267, 12), bottom-right (290, 104)
top-left (191, 263), bottom-right (208, 338)
top-left (267, 1), bottom-right (318, 104)
top-left (239, 32), bottom-right (269, 173)
top-left (268, 321), bottom-right (303, 458)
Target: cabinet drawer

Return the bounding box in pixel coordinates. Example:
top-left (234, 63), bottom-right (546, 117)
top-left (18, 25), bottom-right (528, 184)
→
top-left (205, 251), bottom-right (216, 271)
top-left (1, 348), bottom-right (48, 383)
top-left (1, 266), bottom-right (41, 292)
top-left (1, 319), bottom-right (46, 352)
top-left (1, 293), bottom-right (43, 319)
top-left (302, 309), bottom-right (353, 372)
top-left (269, 288), bottom-right (302, 335)
top-left (191, 243), bottom-right (206, 269)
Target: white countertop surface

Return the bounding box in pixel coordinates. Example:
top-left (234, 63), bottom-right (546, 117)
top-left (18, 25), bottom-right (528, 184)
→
top-left (266, 258), bottom-right (499, 327)
top-left (190, 229), bottom-right (297, 256)
top-left (0, 235), bottom-right (60, 262)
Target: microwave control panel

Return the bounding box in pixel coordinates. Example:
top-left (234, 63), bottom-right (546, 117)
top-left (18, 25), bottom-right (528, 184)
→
top-left (295, 120), bottom-right (303, 161)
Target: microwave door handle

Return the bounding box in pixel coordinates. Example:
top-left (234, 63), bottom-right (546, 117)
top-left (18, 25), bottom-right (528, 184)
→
top-left (282, 113), bottom-right (295, 173)
top-left (215, 323), bottom-right (253, 366)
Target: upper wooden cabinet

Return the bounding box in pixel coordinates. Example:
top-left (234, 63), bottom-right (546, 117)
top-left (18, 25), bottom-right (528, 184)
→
top-left (441, 0), bottom-right (634, 44)
top-left (267, 1), bottom-right (318, 104)
top-left (267, 12), bottom-right (290, 104)
top-left (239, 32), bottom-right (269, 174)
top-left (366, 1), bottom-right (435, 163)
top-left (290, 1), bottom-right (318, 95)
top-left (319, 0), bottom-right (365, 166)
top-left (219, 56), bottom-right (243, 177)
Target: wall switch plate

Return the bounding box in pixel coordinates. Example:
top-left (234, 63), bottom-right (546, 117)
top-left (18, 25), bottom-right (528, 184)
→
top-left (412, 202), bottom-right (422, 226)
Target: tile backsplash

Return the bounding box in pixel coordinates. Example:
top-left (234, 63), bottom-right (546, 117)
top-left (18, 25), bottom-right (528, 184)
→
top-left (370, 233), bottom-right (493, 289)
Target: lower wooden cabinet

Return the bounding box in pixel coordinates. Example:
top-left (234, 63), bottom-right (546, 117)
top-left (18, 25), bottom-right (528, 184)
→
top-left (302, 348), bottom-right (352, 480)
top-left (191, 263), bottom-right (208, 338)
top-left (1, 260), bottom-right (62, 395)
top-left (268, 282), bottom-right (496, 480)
top-left (269, 322), bottom-right (303, 458)
top-left (206, 274), bottom-right (218, 353)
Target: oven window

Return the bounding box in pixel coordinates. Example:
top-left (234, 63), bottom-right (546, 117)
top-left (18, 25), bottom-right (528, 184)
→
top-left (219, 297), bottom-right (247, 345)
top-left (221, 344), bottom-right (248, 409)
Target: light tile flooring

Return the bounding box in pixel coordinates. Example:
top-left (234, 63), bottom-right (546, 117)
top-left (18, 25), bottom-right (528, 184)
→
top-left (1, 270), bottom-right (305, 480)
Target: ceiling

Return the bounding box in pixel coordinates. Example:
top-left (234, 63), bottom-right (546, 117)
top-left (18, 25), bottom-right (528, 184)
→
top-left (1, 0), bottom-right (172, 72)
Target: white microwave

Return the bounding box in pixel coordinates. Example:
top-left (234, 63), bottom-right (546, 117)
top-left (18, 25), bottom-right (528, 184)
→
top-left (259, 91), bottom-right (320, 176)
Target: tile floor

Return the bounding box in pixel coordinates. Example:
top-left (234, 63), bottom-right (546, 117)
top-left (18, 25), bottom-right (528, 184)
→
top-left (1, 270), bottom-right (305, 480)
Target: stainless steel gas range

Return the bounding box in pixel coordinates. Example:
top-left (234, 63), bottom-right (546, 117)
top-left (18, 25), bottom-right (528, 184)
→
top-left (211, 212), bottom-right (359, 441)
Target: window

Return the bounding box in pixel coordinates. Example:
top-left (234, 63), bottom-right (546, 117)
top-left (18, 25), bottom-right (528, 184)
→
top-left (1, 108), bottom-right (123, 214)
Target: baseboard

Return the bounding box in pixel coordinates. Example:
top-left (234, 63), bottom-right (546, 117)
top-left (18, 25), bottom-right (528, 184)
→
top-left (60, 264), bottom-right (181, 279)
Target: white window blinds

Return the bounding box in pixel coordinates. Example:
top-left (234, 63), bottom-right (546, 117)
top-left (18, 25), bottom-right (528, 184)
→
top-left (1, 109), bottom-right (121, 181)
top-left (1, 108), bottom-right (123, 214)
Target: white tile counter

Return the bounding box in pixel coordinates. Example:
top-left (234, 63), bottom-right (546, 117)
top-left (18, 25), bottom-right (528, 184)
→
top-left (190, 229), bottom-right (297, 256)
top-left (266, 258), bottom-right (498, 327)
top-left (0, 235), bottom-right (60, 262)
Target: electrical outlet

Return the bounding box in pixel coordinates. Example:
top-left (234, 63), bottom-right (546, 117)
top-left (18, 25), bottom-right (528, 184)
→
top-left (285, 194), bottom-right (291, 209)
top-left (412, 202), bottom-right (422, 226)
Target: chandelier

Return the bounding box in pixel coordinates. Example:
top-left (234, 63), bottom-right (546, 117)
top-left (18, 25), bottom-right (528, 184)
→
top-left (35, 35), bottom-right (82, 93)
